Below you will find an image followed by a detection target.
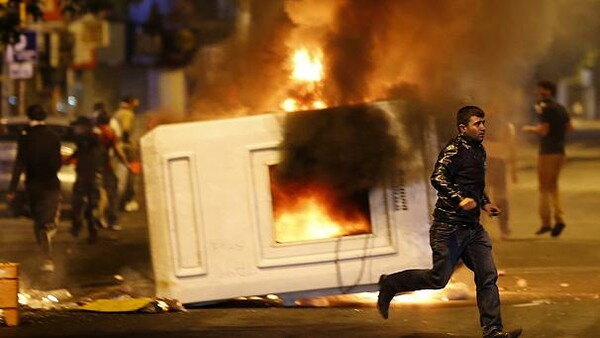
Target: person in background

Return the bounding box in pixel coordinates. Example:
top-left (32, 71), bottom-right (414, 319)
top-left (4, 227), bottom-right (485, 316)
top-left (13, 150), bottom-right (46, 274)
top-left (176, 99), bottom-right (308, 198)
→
top-left (7, 105), bottom-right (62, 272)
top-left (96, 111), bottom-right (132, 231)
top-left (112, 96), bottom-right (139, 212)
top-left (66, 116), bottom-right (102, 244)
top-left (90, 102), bottom-right (106, 121)
top-left (377, 106), bottom-right (522, 338)
top-left (485, 118), bottom-right (518, 240)
top-left (523, 80), bottom-right (573, 237)
top-left (88, 102), bottom-right (110, 228)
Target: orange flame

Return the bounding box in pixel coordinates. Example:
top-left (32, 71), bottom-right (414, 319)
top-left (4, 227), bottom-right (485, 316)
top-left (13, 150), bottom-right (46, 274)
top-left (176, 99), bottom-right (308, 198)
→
top-left (291, 48), bottom-right (324, 82)
top-left (281, 47), bottom-right (327, 112)
top-left (270, 169), bottom-right (371, 243)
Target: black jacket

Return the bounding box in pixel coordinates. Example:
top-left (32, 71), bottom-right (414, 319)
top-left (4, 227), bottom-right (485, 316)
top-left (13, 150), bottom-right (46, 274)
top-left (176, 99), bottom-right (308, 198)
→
top-left (72, 133), bottom-right (103, 181)
top-left (9, 124), bottom-right (62, 193)
top-left (430, 134), bottom-right (490, 226)
top-left (536, 97), bottom-right (570, 155)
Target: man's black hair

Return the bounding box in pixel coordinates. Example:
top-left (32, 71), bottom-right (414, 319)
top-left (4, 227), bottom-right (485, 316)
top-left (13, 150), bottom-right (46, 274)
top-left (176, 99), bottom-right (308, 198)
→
top-left (26, 104), bottom-right (47, 121)
top-left (93, 102), bottom-right (105, 111)
top-left (121, 95), bottom-right (137, 104)
top-left (96, 111), bottom-right (110, 125)
top-left (71, 115), bottom-right (93, 127)
top-left (537, 80), bottom-right (557, 97)
top-left (456, 105), bottom-right (485, 131)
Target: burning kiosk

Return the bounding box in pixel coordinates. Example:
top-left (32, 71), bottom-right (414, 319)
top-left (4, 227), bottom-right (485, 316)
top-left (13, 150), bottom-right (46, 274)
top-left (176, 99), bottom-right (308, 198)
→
top-left (141, 101), bottom-right (439, 305)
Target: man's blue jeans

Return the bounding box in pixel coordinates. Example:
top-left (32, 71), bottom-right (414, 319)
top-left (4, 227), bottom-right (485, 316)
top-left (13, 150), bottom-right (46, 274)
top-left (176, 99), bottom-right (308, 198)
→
top-left (380, 222), bottom-right (502, 335)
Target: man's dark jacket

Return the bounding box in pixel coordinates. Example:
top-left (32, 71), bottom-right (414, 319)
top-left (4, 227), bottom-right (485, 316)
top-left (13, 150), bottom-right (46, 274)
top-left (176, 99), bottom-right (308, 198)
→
top-left (9, 124), bottom-right (62, 193)
top-left (430, 134), bottom-right (490, 226)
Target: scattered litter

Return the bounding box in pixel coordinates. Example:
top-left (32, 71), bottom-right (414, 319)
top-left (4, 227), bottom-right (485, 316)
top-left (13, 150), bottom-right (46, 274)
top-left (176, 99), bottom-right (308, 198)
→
top-left (18, 288), bottom-right (185, 313)
top-left (79, 296), bottom-right (185, 313)
top-left (559, 283), bottom-right (570, 288)
top-left (497, 270), bottom-right (506, 277)
top-left (19, 289), bottom-right (78, 310)
top-left (513, 299), bottom-right (552, 307)
top-left (113, 274), bottom-right (124, 282)
top-left (516, 278), bottom-right (527, 288)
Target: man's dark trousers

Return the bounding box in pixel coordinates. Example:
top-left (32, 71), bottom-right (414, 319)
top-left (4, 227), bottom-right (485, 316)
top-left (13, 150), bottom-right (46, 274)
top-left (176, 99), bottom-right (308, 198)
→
top-left (72, 178), bottom-right (99, 241)
top-left (27, 186), bottom-right (61, 258)
top-left (379, 221), bottom-right (502, 334)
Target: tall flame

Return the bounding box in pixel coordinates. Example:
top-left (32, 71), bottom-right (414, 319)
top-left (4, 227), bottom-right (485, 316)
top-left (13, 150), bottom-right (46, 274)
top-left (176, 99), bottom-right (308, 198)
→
top-left (291, 48), bottom-right (324, 82)
top-left (281, 47), bottom-right (327, 112)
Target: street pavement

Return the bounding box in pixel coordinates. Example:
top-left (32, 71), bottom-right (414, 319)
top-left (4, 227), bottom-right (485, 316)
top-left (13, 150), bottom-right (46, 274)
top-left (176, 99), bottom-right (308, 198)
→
top-left (0, 119), bottom-right (599, 337)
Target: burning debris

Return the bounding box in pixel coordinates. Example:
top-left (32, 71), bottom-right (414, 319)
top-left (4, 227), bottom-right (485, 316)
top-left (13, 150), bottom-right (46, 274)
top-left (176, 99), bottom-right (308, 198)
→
top-left (296, 281), bottom-right (471, 307)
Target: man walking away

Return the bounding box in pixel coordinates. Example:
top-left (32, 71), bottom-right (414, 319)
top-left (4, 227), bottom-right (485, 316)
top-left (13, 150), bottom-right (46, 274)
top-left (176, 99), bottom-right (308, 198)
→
top-left (523, 80), bottom-right (572, 237)
top-left (67, 116), bottom-right (103, 244)
top-left (377, 106), bottom-right (522, 338)
top-left (112, 96), bottom-right (139, 212)
top-left (7, 105), bottom-right (62, 272)
top-left (96, 112), bottom-right (132, 231)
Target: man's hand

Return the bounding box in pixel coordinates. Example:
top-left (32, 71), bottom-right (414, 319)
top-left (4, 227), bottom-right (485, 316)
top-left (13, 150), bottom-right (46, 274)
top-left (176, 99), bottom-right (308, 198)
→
top-left (522, 125), bottom-right (536, 133)
top-left (6, 192), bottom-right (15, 203)
top-left (483, 203), bottom-right (501, 217)
top-left (459, 197), bottom-right (477, 211)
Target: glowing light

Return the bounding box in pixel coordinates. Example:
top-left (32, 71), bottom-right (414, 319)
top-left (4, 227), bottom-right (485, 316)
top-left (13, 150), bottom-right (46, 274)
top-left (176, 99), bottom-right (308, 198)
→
top-left (18, 293), bottom-right (28, 306)
top-left (281, 98), bottom-right (298, 112)
top-left (291, 48), bottom-right (323, 82)
top-left (68, 96), bottom-right (77, 106)
top-left (312, 100), bottom-right (326, 109)
top-left (156, 300), bottom-right (169, 311)
top-left (275, 200), bottom-right (345, 242)
top-left (270, 171), bottom-right (371, 243)
top-left (280, 47), bottom-right (328, 112)
top-left (356, 289), bottom-right (445, 304)
top-left (46, 295), bottom-right (59, 303)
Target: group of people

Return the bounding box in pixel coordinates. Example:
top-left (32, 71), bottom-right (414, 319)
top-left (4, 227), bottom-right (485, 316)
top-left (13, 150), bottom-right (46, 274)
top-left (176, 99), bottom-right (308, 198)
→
top-left (6, 96), bottom-right (140, 273)
top-left (378, 80), bottom-right (572, 338)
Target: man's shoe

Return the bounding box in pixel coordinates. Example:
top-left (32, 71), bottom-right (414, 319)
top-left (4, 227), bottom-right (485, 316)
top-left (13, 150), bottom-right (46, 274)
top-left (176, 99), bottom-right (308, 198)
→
top-left (551, 222), bottom-right (566, 237)
top-left (40, 260), bottom-right (55, 272)
top-left (124, 200), bottom-right (139, 212)
top-left (484, 328), bottom-right (522, 338)
top-left (535, 225), bottom-right (552, 235)
top-left (110, 224), bottom-right (123, 231)
top-left (97, 218), bottom-right (109, 229)
top-left (377, 274), bottom-right (392, 320)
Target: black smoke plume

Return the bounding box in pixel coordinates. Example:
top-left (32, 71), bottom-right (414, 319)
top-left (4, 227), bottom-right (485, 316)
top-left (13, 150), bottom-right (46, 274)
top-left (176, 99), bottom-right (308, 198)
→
top-left (276, 104), bottom-right (400, 195)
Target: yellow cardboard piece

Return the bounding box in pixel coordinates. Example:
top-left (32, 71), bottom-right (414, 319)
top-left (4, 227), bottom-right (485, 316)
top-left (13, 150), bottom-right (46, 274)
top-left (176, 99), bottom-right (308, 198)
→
top-left (79, 298), bottom-right (153, 312)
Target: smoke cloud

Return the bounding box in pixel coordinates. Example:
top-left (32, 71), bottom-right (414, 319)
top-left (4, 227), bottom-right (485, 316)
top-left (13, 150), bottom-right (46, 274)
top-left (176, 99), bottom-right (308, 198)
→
top-left (182, 0), bottom-right (582, 122)
top-left (320, 0), bottom-right (555, 119)
top-left (276, 104), bottom-right (400, 195)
